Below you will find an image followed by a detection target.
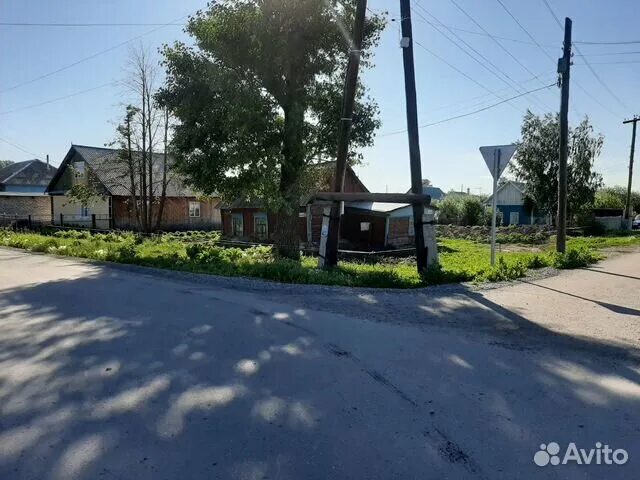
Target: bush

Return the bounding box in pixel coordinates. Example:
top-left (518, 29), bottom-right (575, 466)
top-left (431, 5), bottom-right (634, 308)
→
top-left (460, 197), bottom-right (486, 226)
top-left (549, 247), bottom-right (600, 269)
top-left (480, 257), bottom-right (528, 282)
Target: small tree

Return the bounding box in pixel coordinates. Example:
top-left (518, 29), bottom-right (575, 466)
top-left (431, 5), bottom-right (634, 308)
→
top-left (510, 111), bottom-right (604, 223)
top-left (437, 196), bottom-right (463, 225)
top-left (112, 47), bottom-right (173, 232)
top-left (460, 197), bottom-right (486, 226)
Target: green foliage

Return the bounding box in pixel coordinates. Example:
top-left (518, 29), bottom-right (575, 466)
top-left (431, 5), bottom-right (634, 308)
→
top-left (460, 197), bottom-right (487, 226)
top-left (480, 257), bottom-right (528, 282)
top-left (595, 186), bottom-right (640, 213)
top-left (548, 247), bottom-right (601, 269)
top-left (65, 184), bottom-right (104, 207)
top-left (0, 160), bottom-right (14, 169)
top-left (1, 229), bottom-right (636, 288)
top-left (158, 0), bottom-right (386, 253)
top-left (511, 111), bottom-right (604, 218)
top-left (437, 196), bottom-right (463, 225)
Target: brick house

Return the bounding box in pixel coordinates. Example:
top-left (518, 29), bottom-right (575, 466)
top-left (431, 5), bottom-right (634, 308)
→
top-left (46, 145), bottom-right (221, 230)
top-left (221, 164), bottom-right (392, 249)
top-left (0, 159), bottom-right (56, 219)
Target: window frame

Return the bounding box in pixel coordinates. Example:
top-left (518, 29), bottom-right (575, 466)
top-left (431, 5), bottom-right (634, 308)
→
top-left (189, 201), bottom-right (201, 218)
top-left (254, 213), bottom-right (268, 240)
top-left (232, 213), bottom-right (244, 237)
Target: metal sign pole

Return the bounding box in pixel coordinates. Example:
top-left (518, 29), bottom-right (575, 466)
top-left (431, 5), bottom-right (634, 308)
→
top-left (490, 149), bottom-right (500, 266)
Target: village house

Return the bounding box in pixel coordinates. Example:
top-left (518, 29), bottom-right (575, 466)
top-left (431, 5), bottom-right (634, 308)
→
top-left (221, 165), bottom-right (434, 250)
top-left (0, 159), bottom-right (56, 220)
top-left (483, 180), bottom-right (547, 226)
top-left (46, 145), bottom-right (221, 230)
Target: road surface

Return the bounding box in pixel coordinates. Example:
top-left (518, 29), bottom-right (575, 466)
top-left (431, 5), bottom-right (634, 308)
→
top-left (0, 248), bottom-right (639, 479)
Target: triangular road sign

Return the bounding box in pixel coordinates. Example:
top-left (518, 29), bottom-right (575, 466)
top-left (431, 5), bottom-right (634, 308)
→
top-left (480, 144), bottom-right (517, 180)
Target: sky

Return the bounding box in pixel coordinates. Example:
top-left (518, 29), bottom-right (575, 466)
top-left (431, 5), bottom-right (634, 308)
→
top-left (0, 0), bottom-right (638, 196)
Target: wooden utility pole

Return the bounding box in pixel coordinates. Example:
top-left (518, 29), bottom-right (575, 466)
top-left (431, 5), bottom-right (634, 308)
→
top-left (324, 0), bottom-right (368, 268)
top-left (623, 116), bottom-right (639, 229)
top-left (556, 17), bottom-right (572, 253)
top-left (400, 0), bottom-right (428, 273)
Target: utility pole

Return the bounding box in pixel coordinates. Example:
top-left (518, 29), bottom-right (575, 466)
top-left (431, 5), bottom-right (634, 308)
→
top-left (623, 116), bottom-right (639, 229)
top-left (556, 17), bottom-right (572, 253)
top-left (324, 0), bottom-right (368, 268)
top-left (400, 0), bottom-right (428, 273)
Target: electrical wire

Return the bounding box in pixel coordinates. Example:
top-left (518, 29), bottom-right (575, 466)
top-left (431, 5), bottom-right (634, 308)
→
top-left (0, 22), bottom-right (183, 27)
top-left (0, 137), bottom-right (42, 157)
top-left (0, 82), bottom-right (119, 115)
top-left (412, 4), bottom-right (533, 114)
top-left (0, 16), bottom-right (186, 94)
top-left (378, 83), bottom-right (556, 137)
top-left (447, 0), bottom-right (555, 110)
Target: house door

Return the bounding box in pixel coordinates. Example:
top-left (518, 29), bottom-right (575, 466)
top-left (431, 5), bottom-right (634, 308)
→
top-left (509, 211), bottom-right (520, 225)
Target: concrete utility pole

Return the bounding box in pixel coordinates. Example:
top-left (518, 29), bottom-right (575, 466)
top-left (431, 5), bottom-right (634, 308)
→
top-left (400, 0), bottom-right (428, 273)
top-left (556, 17), bottom-right (572, 253)
top-left (324, 0), bottom-right (368, 268)
top-left (623, 116), bottom-right (639, 229)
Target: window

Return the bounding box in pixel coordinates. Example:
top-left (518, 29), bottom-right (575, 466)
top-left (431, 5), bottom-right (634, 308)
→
top-left (509, 211), bottom-right (520, 225)
top-left (360, 222), bottom-right (370, 232)
top-left (74, 162), bottom-right (85, 179)
top-left (254, 213), bottom-right (268, 240)
top-left (80, 205), bottom-right (89, 218)
top-left (189, 201), bottom-right (201, 218)
top-left (232, 213), bottom-right (244, 237)
top-left (408, 217), bottom-right (415, 236)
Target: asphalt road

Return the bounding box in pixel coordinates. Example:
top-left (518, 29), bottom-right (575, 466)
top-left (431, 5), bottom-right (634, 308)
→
top-left (0, 248), bottom-right (639, 480)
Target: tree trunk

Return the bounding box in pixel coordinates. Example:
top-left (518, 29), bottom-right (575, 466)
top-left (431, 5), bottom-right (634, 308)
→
top-left (274, 100), bottom-right (305, 259)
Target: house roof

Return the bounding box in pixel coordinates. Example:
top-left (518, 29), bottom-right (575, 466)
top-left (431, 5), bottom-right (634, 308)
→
top-left (47, 145), bottom-right (201, 197)
top-left (0, 159), bottom-right (56, 187)
top-left (222, 162), bottom-right (369, 210)
top-left (484, 180), bottom-right (526, 205)
top-left (404, 183), bottom-right (445, 201)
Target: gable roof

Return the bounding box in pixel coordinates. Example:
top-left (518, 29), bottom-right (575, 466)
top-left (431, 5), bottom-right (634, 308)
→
top-left (47, 145), bottom-right (201, 197)
top-left (484, 180), bottom-right (526, 204)
top-left (222, 162), bottom-right (369, 209)
top-left (0, 159), bottom-right (56, 187)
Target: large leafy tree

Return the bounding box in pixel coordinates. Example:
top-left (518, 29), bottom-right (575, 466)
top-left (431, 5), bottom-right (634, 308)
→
top-left (159, 0), bottom-right (384, 256)
top-left (510, 111), bottom-right (604, 221)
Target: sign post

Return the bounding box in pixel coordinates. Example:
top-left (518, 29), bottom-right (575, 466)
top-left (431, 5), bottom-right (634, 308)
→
top-left (480, 144), bottom-right (517, 266)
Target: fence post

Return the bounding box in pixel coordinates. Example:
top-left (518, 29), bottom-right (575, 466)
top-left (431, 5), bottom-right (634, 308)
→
top-left (60, 214), bottom-right (64, 227)
top-left (28, 215), bottom-right (32, 229)
top-left (91, 214), bottom-right (96, 230)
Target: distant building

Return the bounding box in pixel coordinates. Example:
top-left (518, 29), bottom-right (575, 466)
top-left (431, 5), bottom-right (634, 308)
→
top-left (0, 159), bottom-right (56, 218)
top-left (46, 145), bottom-right (222, 230)
top-left (406, 180), bottom-right (446, 202)
top-left (483, 180), bottom-right (547, 226)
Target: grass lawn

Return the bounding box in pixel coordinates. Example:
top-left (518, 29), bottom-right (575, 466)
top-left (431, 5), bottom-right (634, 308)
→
top-left (1, 229), bottom-right (638, 289)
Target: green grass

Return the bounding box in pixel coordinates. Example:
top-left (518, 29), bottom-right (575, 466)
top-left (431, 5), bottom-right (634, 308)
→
top-left (1, 228), bottom-right (638, 289)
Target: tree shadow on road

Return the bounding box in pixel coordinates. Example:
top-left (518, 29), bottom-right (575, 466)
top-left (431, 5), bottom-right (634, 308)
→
top-left (0, 266), bottom-right (639, 480)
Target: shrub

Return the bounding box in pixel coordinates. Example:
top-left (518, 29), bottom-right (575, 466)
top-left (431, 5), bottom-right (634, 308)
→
top-left (460, 197), bottom-right (486, 226)
top-left (481, 257), bottom-right (528, 282)
top-left (549, 247), bottom-right (600, 269)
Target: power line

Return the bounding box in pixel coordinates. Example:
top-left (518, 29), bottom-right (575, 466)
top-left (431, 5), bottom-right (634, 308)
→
top-left (0, 16), bottom-right (186, 94)
top-left (392, 17), bottom-right (558, 49)
top-left (0, 81), bottom-right (119, 115)
top-left (540, 0), bottom-right (627, 111)
top-left (0, 22), bottom-right (183, 27)
top-left (575, 40), bottom-right (640, 46)
top-left (575, 60), bottom-right (640, 65)
top-left (447, 0), bottom-right (555, 111)
top-left (576, 51), bottom-right (640, 57)
top-left (378, 83), bottom-right (555, 137)
top-left (0, 137), bottom-right (42, 157)
top-left (412, 4), bottom-right (540, 114)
